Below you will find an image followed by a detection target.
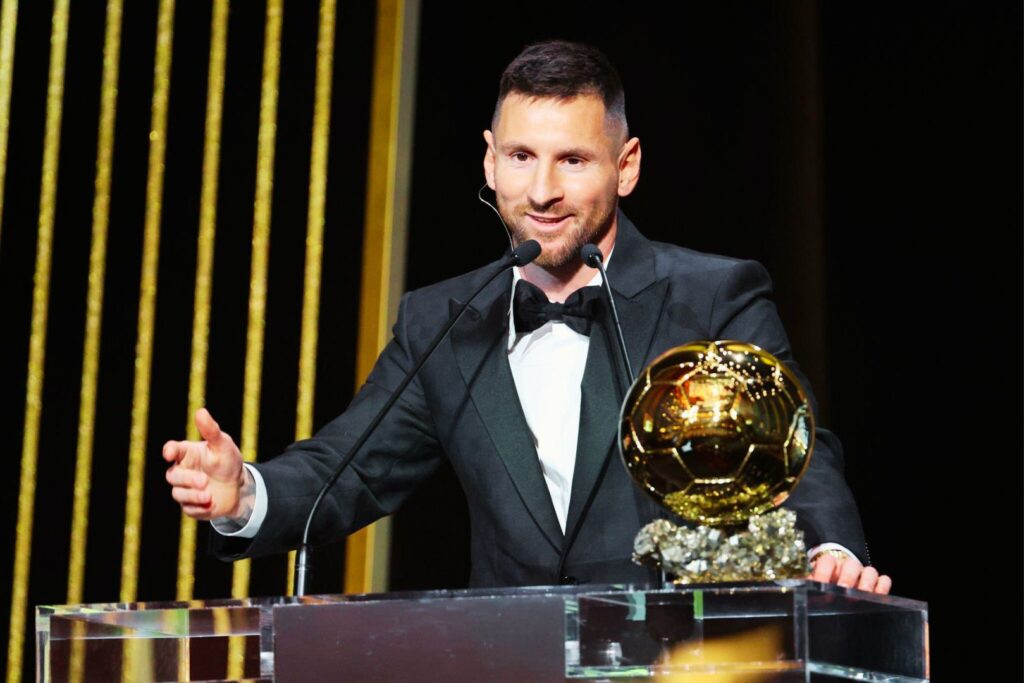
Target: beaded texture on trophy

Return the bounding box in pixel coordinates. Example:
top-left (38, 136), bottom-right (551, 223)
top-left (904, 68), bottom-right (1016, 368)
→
top-left (620, 340), bottom-right (814, 583)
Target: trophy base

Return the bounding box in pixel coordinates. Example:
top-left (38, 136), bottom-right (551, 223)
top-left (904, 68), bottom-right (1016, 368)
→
top-left (633, 508), bottom-right (810, 584)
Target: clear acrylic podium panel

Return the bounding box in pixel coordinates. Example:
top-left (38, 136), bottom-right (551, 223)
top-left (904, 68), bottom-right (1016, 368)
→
top-left (37, 580), bottom-right (928, 682)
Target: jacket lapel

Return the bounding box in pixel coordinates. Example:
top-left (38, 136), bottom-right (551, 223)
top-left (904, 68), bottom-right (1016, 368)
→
top-left (606, 211), bottom-right (671, 377)
top-left (449, 273), bottom-right (565, 553)
top-left (562, 311), bottom-right (620, 539)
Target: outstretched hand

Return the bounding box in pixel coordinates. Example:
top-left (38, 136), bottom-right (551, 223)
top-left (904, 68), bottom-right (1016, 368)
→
top-left (162, 408), bottom-right (248, 521)
top-left (810, 553), bottom-right (892, 595)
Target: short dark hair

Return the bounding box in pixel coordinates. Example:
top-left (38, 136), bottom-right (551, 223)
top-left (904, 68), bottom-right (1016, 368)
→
top-left (492, 40), bottom-right (628, 140)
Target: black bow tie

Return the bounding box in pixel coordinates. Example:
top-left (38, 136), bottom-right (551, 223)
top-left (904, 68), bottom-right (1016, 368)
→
top-left (513, 279), bottom-right (603, 336)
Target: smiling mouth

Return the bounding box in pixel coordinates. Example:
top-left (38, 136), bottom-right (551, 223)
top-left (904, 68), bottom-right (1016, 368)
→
top-left (527, 214), bottom-right (570, 227)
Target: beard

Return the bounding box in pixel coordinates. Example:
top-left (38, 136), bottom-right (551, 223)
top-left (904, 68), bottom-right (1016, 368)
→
top-left (498, 199), bottom-right (616, 269)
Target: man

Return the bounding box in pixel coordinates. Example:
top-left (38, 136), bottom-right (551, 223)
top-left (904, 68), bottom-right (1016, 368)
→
top-left (164, 41), bottom-right (890, 593)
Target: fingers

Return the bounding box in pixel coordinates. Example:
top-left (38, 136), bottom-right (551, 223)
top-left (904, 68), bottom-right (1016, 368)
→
top-left (165, 415), bottom-right (238, 519)
top-left (171, 485), bottom-right (211, 507)
top-left (836, 556), bottom-right (863, 588)
top-left (855, 565), bottom-right (879, 592)
top-left (162, 440), bottom-right (187, 463)
top-left (194, 408), bottom-right (225, 446)
top-left (852, 566), bottom-right (893, 595)
top-left (165, 407), bottom-right (228, 464)
top-left (165, 465), bottom-right (208, 489)
top-left (809, 554), bottom-right (839, 583)
top-left (162, 439), bottom-right (208, 466)
top-left (169, 465), bottom-right (213, 519)
top-left (166, 465), bottom-right (228, 520)
top-left (180, 504), bottom-right (214, 519)
top-left (811, 553), bottom-right (893, 596)
top-left (179, 498), bottom-right (218, 520)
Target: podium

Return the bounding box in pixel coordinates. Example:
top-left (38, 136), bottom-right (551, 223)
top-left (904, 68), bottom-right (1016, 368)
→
top-left (37, 581), bottom-right (928, 681)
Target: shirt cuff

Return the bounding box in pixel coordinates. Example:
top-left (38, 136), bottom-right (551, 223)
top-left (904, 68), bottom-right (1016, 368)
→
top-left (808, 542), bottom-right (860, 565)
top-left (209, 464), bottom-right (268, 539)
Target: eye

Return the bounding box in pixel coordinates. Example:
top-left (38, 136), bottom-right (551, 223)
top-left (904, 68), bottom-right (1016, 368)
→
top-left (510, 152), bottom-right (531, 163)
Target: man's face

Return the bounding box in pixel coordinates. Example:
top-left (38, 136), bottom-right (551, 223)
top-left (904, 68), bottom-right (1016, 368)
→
top-left (483, 93), bottom-right (640, 269)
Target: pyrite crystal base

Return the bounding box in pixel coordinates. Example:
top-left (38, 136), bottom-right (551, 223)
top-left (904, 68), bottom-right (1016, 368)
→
top-left (633, 508), bottom-right (810, 584)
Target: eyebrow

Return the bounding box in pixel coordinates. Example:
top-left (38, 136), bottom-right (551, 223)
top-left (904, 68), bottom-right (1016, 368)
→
top-left (498, 141), bottom-right (597, 158)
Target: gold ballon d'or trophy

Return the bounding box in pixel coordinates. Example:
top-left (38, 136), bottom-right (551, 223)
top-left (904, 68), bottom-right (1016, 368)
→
top-left (620, 340), bottom-right (814, 583)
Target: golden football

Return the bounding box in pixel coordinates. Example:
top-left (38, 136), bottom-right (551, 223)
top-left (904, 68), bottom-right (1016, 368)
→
top-left (619, 341), bottom-right (814, 526)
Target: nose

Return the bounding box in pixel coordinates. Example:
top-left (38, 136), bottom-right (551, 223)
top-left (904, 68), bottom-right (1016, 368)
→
top-left (527, 161), bottom-right (563, 208)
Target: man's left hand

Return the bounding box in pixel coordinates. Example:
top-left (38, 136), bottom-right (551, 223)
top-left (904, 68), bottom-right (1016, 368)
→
top-left (810, 553), bottom-right (892, 595)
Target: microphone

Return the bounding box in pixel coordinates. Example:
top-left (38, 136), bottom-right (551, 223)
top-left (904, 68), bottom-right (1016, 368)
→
top-left (510, 239), bottom-right (541, 267)
top-left (294, 239), bottom-right (541, 596)
top-left (580, 244), bottom-right (634, 384)
top-left (558, 244), bottom-right (654, 588)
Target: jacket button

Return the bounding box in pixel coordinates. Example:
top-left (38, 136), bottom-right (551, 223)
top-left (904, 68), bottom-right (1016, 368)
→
top-left (559, 575), bottom-right (578, 585)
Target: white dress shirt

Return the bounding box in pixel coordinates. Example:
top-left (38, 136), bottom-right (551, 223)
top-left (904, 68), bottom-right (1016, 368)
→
top-left (507, 265), bottom-right (603, 532)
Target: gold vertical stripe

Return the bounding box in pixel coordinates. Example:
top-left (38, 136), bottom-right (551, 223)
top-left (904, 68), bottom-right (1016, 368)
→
top-left (230, 0), bottom-right (283, 602)
top-left (296, 0), bottom-right (335, 445)
top-left (120, 0), bottom-right (175, 605)
top-left (67, 0), bottom-right (122, 671)
top-left (67, 0), bottom-right (123, 608)
top-left (0, 0), bottom-right (18, 246)
top-left (121, 638), bottom-right (154, 683)
top-left (67, 619), bottom-right (87, 683)
top-left (287, 0), bottom-right (336, 596)
top-left (6, 2), bottom-right (69, 681)
top-left (177, 0), bottom-right (229, 603)
top-left (229, 2), bottom-right (282, 675)
top-left (344, 0), bottom-right (420, 595)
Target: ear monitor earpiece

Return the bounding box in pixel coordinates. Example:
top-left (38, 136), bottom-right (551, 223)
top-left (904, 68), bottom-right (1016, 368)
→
top-left (478, 183), bottom-right (514, 252)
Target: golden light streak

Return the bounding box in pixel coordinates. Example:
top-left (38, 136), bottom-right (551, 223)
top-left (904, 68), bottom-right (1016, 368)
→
top-left (288, 0), bottom-right (336, 597)
top-left (231, 0), bottom-right (282, 602)
top-left (0, 0), bottom-right (19, 246)
top-left (225, 13), bottom-right (284, 683)
top-left (177, 0), bottom-right (229, 603)
top-left (6, 2), bottom-right (69, 681)
top-left (345, 0), bottom-right (420, 595)
top-left (67, 4), bottom-right (124, 682)
top-left (67, 0), bottom-right (123, 608)
top-left (229, 0), bottom-right (283, 673)
top-left (67, 619), bottom-right (87, 683)
top-left (120, 0), bottom-right (175, 605)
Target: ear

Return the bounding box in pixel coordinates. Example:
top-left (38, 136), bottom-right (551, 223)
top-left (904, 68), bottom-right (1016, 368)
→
top-left (483, 130), bottom-right (496, 191)
top-left (616, 137), bottom-right (642, 197)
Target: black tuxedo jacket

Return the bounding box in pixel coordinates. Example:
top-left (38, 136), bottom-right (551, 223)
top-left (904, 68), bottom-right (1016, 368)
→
top-left (213, 213), bottom-right (868, 587)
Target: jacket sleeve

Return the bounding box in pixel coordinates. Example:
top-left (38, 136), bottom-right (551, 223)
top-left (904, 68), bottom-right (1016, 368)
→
top-left (212, 292), bottom-right (444, 561)
top-left (708, 259), bottom-right (869, 563)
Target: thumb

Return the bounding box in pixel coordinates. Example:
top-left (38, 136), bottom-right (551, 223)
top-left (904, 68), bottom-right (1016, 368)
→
top-left (195, 408), bottom-right (224, 446)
